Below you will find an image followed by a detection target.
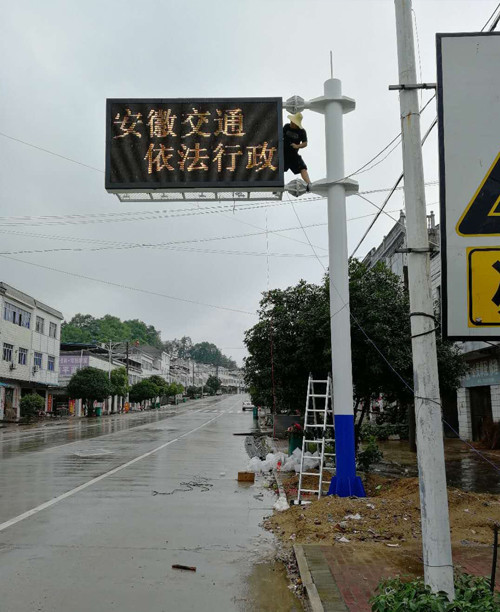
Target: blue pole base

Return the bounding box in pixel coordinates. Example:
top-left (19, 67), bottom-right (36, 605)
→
top-left (328, 475), bottom-right (366, 498)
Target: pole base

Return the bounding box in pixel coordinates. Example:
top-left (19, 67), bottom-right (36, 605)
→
top-left (327, 475), bottom-right (366, 498)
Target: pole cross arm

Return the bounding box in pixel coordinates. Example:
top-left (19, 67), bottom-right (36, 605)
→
top-left (284, 94), bottom-right (355, 115)
top-left (312, 177), bottom-right (359, 196)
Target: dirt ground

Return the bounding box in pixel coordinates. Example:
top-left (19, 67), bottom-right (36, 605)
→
top-left (265, 472), bottom-right (500, 550)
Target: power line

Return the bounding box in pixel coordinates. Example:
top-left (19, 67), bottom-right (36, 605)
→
top-left (481, 2), bottom-right (500, 31)
top-left (350, 1), bottom-right (500, 257)
top-left (0, 131), bottom-right (104, 173)
top-left (0, 254), bottom-right (256, 316)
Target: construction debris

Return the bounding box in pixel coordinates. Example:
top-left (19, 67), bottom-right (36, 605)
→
top-left (265, 474), bottom-right (500, 549)
top-left (172, 564), bottom-right (196, 572)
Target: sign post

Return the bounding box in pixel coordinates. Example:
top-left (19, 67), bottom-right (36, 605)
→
top-left (285, 78), bottom-right (365, 498)
top-left (438, 32), bottom-right (500, 338)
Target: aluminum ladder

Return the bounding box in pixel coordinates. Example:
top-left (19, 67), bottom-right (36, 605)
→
top-left (296, 374), bottom-right (335, 503)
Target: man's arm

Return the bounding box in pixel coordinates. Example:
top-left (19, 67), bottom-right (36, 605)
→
top-left (291, 141), bottom-right (307, 150)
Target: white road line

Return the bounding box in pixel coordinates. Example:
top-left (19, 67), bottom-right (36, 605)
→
top-left (0, 412), bottom-right (223, 533)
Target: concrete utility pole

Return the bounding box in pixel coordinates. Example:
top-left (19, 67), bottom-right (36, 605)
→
top-left (285, 74), bottom-right (365, 498)
top-left (394, 0), bottom-right (454, 598)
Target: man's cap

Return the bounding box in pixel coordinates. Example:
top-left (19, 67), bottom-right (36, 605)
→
top-left (287, 112), bottom-right (303, 129)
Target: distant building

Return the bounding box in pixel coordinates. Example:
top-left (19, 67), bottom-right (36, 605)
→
top-left (363, 212), bottom-right (500, 441)
top-left (0, 282), bottom-right (63, 420)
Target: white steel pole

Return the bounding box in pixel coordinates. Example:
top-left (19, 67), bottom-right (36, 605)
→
top-left (323, 78), bottom-right (364, 497)
top-left (394, 0), bottom-right (454, 598)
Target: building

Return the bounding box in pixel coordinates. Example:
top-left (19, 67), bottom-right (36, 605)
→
top-left (363, 212), bottom-right (500, 441)
top-left (0, 282), bottom-right (63, 420)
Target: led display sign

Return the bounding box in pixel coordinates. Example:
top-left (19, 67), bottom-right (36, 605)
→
top-left (106, 98), bottom-right (284, 191)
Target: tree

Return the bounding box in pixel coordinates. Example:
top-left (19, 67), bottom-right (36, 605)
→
top-left (67, 367), bottom-right (112, 416)
top-left (61, 314), bottom-right (163, 349)
top-left (244, 261), bottom-right (465, 441)
top-left (147, 375), bottom-right (169, 399)
top-left (20, 393), bottom-right (45, 421)
top-left (186, 385), bottom-right (201, 399)
top-left (167, 382), bottom-right (184, 397)
top-left (205, 375), bottom-right (221, 396)
top-left (129, 379), bottom-right (158, 407)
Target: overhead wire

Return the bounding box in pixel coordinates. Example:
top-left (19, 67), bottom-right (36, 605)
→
top-left (0, 254), bottom-right (256, 316)
top-left (351, 1), bottom-right (500, 257)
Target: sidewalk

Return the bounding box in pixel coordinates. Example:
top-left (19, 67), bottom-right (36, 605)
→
top-left (295, 542), bottom-right (498, 611)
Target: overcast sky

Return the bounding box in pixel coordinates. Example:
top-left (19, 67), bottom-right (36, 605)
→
top-left (0, 0), bottom-right (497, 365)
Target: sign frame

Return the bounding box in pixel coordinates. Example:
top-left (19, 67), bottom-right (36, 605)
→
top-left (105, 97), bottom-right (284, 193)
top-left (437, 31), bottom-right (500, 340)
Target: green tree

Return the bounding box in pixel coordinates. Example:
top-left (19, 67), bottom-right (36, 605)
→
top-left (61, 314), bottom-right (163, 349)
top-left (67, 367), bottom-right (112, 417)
top-left (110, 367), bottom-right (129, 412)
top-left (205, 375), bottom-right (222, 396)
top-left (147, 375), bottom-right (169, 399)
top-left (129, 379), bottom-right (158, 407)
top-left (244, 261), bottom-right (465, 441)
top-left (186, 385), bottom-right (201, 399)
top-left (20, 393), bottom-right (45, 421)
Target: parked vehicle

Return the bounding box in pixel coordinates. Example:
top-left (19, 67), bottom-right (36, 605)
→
top-left (242, 400), bottom-right (254, 412)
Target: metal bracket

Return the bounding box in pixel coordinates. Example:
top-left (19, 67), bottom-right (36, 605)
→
top-left (284, 93), bottom-right (355, 116)
top-left (388, 83), bottom-right (436, 91)
top-left (311, 177), bottom-right (359, 196)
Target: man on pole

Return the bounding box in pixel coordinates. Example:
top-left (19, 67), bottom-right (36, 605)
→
top-left (283, 112), bottom-right (312, 191)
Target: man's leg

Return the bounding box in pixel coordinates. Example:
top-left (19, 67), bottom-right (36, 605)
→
top-left (300, 169), bottom-right (311, 188)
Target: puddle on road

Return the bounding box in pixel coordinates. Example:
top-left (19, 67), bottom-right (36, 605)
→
top-left (240, 559), bottom-right (303, 611)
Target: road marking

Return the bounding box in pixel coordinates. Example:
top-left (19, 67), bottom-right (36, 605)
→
top-left (0, 413), bottom-right (223, 533)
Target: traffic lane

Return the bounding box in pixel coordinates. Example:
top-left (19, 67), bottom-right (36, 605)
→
top-left (0, 405), bottom-right (274, 612)
top-left (0, 398), bottom-right (238, 524)
top-left (0, 395), bottom-right (225, 455)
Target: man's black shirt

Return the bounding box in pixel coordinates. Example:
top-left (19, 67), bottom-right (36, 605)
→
top-left (283, 123), bottom-right (307, 157)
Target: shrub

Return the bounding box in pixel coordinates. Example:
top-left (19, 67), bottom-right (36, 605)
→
top-left (360, 422), bottom-right (408, 441)
top-left (357, 436), bottom-right (383, 472)
top-left (20, 394), bottom-right (45, 421)
top-left (370, 573), bottom-right (500, 611)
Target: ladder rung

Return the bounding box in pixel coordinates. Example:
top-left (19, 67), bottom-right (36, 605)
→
top-left (301, 472), bottom-right (321, 476)
top-left (307, 409), bottom-right (329, 412)
top-left (305, 424), bottom-right (328, 428)
top-left (324, 453), bottom-right (336, 456)
top-left (300, 488), bottom-right (320, 493)
top-left (310, 394), bottom-right (328, 398)
top-left (311, 379), bottom-right (329, 383)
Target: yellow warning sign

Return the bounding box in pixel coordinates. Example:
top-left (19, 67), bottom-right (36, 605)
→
top-left (457, 152), bottom-right (500, 236)
top-left (468, 247), bottom-right (500, 326)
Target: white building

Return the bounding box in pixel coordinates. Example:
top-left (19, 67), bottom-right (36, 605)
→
top-left (0, 282), bottom-right (63, 420)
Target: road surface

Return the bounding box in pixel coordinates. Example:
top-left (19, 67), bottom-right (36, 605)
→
top-left (0, 395), bottom-right (299, 611)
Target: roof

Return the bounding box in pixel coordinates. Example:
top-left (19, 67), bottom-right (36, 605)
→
top-left (0, 282), bottom-right (63, 319)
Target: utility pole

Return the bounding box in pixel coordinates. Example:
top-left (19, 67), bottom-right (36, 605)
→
top-left (394, 0), bottom-right (454, 598)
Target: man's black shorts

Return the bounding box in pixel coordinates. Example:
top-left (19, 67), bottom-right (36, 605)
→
top-left (284, 154), bottom-right (307, 174)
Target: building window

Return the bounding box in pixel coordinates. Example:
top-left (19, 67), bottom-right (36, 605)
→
top-left (34, 352), bottom-right (43, 369)
top-left (48, 355), bottom-right (55, 371)
top-left (49, 322), bottom-right (57, 338)
top-left (3, 302), bottom-right (31, 329)
top-left (18, 348), bottom-right (28, 365)
top-left (3, 343), bottom-right (13, 362)
top-left (36, 316), bottom-right (45, 334)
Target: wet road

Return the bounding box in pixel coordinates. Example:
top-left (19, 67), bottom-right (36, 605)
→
top-left (0, 396), bottom-right (298, 611)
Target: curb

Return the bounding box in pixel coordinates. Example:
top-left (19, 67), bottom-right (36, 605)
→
top-left (294, 544), bottom-right (325, 612)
